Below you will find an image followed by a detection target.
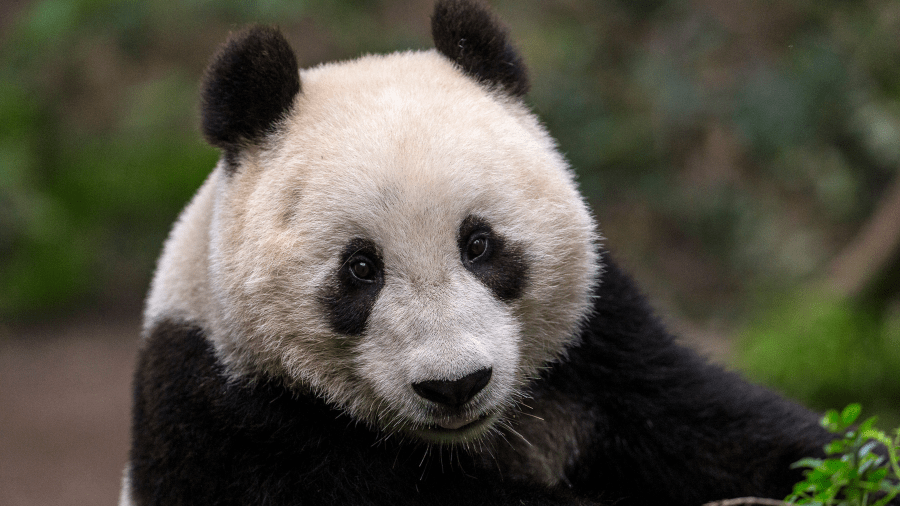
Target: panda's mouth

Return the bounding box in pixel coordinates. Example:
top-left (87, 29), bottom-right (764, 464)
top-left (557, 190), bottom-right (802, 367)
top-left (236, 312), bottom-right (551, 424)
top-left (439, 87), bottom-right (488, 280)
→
top-left (420, 412), bottom-right (493, 437)
top-left (434, 417), bottom-right (479, 430)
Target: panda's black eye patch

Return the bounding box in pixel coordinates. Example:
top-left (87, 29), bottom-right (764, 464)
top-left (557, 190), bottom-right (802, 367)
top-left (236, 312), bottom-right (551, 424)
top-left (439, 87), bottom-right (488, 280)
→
top-left (319, 239), bottom-right (384, 336)
top-left (458, 215), bottom-right (529, 302)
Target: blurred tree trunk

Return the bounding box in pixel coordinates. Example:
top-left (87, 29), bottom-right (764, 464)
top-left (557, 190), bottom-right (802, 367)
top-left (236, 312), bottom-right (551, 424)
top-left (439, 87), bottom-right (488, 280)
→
top-left (827, 173), bottom-right (900, 307)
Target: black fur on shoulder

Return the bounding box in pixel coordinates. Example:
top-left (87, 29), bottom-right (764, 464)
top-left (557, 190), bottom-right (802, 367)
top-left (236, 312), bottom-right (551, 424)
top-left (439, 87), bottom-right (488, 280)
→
top-left (431, 0), bottom-right (530, 97)
top-left (200, 26), bottom-right (300, 169)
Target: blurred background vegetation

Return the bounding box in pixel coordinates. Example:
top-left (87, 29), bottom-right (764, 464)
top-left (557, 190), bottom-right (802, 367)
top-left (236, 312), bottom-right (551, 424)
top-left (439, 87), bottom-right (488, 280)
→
top-left (1, 0), bottom-right (898, 426)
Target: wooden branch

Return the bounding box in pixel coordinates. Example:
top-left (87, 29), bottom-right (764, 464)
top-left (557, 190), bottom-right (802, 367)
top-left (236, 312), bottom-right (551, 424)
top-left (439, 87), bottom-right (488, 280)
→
top-left (826, 173), bottom-right (900, 304)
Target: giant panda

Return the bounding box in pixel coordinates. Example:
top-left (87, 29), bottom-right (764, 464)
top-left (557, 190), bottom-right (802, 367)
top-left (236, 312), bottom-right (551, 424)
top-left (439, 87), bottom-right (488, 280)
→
top-left (121, 1), bottom-right (839, 505)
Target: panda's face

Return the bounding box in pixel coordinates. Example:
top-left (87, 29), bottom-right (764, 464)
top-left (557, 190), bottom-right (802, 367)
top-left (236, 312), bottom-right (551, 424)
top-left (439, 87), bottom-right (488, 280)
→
top-left (205, 50), bottom-right (597, 444)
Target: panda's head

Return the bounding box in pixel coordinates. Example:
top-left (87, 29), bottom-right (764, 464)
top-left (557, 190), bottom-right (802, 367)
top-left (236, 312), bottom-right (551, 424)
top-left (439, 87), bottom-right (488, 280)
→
top-left (196, 0), bottom-right (598, 444)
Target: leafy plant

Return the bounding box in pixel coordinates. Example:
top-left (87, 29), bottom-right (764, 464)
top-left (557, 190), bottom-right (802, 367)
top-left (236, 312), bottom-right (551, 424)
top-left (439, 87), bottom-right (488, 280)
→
top-left (787, 404), bottom-right (900, 506)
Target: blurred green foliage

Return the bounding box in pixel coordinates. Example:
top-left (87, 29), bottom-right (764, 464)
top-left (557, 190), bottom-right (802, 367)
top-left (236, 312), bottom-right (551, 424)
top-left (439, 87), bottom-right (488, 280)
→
top-left (0, 0), bottom-right (425, 319)
top-left (740, 294), bottom-right (900, 426)
top-left (1, 1), bottom-right (898, 414)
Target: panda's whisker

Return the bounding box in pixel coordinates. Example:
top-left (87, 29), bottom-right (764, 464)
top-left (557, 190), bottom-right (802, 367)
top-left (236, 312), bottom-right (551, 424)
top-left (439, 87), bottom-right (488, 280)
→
top-left (337, 247), bottom-right (369, 270)
top-left (418, 445), bottom-right (430, 468)
top-left (501, 421), bottom-right (531, 448)
top-left (494, 426), bottom-right (512, 448)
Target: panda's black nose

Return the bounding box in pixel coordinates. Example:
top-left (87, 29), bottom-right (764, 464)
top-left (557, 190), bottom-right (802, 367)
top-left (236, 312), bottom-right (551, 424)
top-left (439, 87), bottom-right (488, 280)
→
top-left (412, 367), bottom-right (492, 407)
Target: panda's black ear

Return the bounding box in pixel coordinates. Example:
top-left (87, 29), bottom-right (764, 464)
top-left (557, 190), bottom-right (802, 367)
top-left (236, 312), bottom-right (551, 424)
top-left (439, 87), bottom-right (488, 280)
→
top-left (431, 0), bottom-right (529, 98)
top-left (200, 26), bottom-right (300, 164)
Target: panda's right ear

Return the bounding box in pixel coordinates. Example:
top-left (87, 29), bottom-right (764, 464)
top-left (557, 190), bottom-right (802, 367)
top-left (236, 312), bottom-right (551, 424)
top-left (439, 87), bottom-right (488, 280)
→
top-left (200, 26), bottom-right (300, 167)
top-left (431, 0), bottom-right (529, 98)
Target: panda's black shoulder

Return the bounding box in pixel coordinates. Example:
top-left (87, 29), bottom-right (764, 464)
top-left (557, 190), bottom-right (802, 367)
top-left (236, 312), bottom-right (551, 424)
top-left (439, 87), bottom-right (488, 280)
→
top-left (545, 253), bottom-right (744, 402)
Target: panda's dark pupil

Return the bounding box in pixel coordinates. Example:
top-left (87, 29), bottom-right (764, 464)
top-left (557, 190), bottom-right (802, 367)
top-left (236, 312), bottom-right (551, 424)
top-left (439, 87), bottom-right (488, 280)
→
top-left (468, 237), bottom-right (487, 259)
top-left (351, 259), bottom-right (371, 280)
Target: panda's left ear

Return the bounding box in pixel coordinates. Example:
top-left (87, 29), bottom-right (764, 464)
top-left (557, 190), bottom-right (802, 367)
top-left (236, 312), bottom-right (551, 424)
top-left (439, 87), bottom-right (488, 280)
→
top-left (431, 0), bottom-right (529, 98)
top-left (200, 26), bottom-right (300, 165)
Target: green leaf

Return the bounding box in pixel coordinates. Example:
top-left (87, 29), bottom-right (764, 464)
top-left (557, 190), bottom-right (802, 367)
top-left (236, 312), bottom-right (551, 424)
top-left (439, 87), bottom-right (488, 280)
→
top-left (794, 457), bottom-right (825, 469)
top-left (825, 440), bottom-right (846, 455)
top-left (858, 416), bottom-right (879, 435)
top-left (861, 429), bottom-right (886, 443)
top-left (806, 468), bottom-right (831, 486)
top-left (868, 468), bottom-right (888, 482)
top-left (841, 403), bottom-right (862, 426)
top-left (823, 409), bottom-right (842, 431)
top-left (821, 458), bottom-right (849, 474)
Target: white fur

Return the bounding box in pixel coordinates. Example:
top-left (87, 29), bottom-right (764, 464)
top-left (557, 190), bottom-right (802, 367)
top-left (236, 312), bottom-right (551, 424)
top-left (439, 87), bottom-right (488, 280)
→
top-left (117, 466), bottom-right (133, 506)
top-left (145, 49), bottom-right (599, 443)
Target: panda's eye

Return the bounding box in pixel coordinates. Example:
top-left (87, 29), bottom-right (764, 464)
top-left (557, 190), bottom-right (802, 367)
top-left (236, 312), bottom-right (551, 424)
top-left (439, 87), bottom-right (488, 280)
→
top-left (465, 235), bottom-right (489, 262)
top-left (349, 256), bottom-right (376, 282)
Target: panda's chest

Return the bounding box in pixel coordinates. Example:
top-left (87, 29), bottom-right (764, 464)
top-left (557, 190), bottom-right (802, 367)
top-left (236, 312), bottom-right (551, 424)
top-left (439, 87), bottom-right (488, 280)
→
top-left (485, 390), bottom-right (596, 487)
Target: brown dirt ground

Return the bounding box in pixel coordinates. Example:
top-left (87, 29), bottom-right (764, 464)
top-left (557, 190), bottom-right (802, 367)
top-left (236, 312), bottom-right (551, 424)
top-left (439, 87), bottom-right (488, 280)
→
top-left (0, 315), bottom-right (140, 506)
